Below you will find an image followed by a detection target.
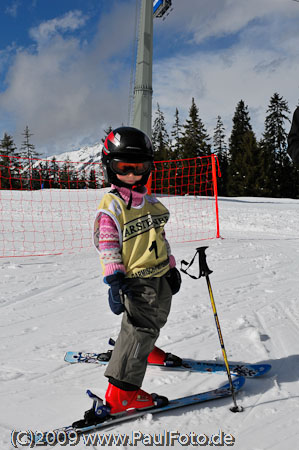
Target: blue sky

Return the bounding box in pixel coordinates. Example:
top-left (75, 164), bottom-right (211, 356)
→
top-left (0, 0), bottom-right (299, 156)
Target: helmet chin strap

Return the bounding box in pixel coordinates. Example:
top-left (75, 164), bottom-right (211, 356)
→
top-left (123, 184), bottom-right (144, 210)
top-left (112, 182), bottom-right (143, 210)
top-left (127, 189), bottom-right (133, 210)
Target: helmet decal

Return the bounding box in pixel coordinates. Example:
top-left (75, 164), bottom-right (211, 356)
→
top-left (114, 133), bottom-right (121, 146)
top-left (104, 131), bottom-right (121, 154)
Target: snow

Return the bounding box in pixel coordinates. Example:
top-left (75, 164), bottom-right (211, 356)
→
top-left (30, 144), bottom-right (104, 183)
top-left (43, 144), bottom-right (102, 166)
top-left (1, 193), bottom-right (299, 449)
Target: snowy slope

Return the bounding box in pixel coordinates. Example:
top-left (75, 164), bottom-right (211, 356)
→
top-left (30, 144), bottom-right (103, 178)
top-left (1, 195), bottom-right (299, 449)
top-left (44, 144), bottom-right (102, 166)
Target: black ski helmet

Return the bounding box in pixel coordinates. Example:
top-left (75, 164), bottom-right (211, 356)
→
top-left (102, 126), bottom-right (154, 188)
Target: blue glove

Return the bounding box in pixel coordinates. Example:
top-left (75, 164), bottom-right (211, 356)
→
top-left (104, 272), bottom-right (131, 315)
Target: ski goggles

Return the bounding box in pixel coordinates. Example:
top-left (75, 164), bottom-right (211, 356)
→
top-left (110, 159), bottom-right (152, 176)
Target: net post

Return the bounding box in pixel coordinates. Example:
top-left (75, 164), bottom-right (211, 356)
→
top-left (211, 154), bottom-right (220, 238)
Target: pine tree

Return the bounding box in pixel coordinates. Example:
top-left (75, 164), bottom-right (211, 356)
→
top-left (151, 104), bottom-right (171, 194)
top-left (152, 103), bottom-right (170, 161)
top-left (260, 93), bottom-right (295, 197)
top-left (227, 100), bottom-right (252, 195)
top-left (59, 160), bottom-right (71, 189)
top-left (0, 133), bottom-right (19, 189)
top-left (240, 132), bottom-right (263, 196)
top-left (213, 116), bottom-right (227, 155)
top-left (213, 116), bottom-right (228, 195)
top-left (88, 169), bottom-right (97, 188)
top-left (180, 98), bottom-right (211, 158)
top-left (20, 126), bottom-right (39, 159)
top-left (20, 126), bottom-right (40, 189)
top-left (227, 100), bottom-right (263, 196)
top-left (263, 93), bottom-right (290, 163)
top-left (50, 157), bottom-right (60, 188)
top-left (39, 161), bottom-right (51, 189)
top-left (170, 108), bottom-right (183, 159)
top-left (0, 133), bottom-right (17, 156)
top-left (174, 99), bottom-right (211, 195)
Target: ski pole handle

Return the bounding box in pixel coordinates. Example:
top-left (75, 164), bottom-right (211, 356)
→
top-left (180, 246), bottom-right (213, 279)
top-left (197, 246), bottom-right (213, 277)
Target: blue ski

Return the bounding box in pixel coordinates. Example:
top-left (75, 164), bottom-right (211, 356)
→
top-left (38, 376), bottom-right (245, 442)
top-left (64, 350), bottom-right (271, 378)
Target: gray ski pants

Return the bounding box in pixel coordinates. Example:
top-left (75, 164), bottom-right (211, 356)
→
top-left (104, 275), bottom-right (172, 387)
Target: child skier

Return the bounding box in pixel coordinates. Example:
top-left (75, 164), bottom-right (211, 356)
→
top-left (76, 127), bottom-right (182, 425)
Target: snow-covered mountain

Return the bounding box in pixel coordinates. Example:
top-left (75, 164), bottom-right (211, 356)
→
top-left (45, 143), bottom-right (103, 170)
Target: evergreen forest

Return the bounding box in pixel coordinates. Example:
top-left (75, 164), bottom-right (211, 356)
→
top-left (151, 93), bottom-right (299, 198)
top-left (1, 93), bottom-right (298, 198)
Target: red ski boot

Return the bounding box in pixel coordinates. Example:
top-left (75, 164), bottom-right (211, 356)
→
top-left (147, 346), bottom-right (182, 367)
top-left (105, 383), bottom-right (167, 415)
top-left (147, 346), bottom-right (166, 365)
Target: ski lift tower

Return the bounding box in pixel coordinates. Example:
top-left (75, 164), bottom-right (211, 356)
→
top-left (132, 0), bottom-right (172, 138)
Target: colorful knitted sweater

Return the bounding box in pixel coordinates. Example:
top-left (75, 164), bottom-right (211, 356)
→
top-left (94, 185), bottom-right (176, 277)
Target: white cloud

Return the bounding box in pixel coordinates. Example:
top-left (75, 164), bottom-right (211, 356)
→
top-left (152, 0), bottom-right (299, 142)
top-left (29, 10), bottom-right (88, 45)
top-left (5, 1), bottom-right (20, 18)
top-left (153, 40), bottom-right (299, 142)
top-left (1, 0), bottom-right (299, 155)
top-left (0, 3), bottom-right (136, 155)
top-left (189, 0), bottom-right (287, 43)
top-left (161, 0), bottom-right (297, 44)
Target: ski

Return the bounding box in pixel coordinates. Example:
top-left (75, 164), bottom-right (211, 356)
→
top-left (64, 350), bottom-right (271, 378)
top-left (38, 377), bottom-right (245, 443)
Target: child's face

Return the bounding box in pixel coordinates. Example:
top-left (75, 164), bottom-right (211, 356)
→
top-left (116, 173), bottom-right (142, 185)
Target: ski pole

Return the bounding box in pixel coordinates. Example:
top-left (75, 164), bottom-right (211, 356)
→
top-left (181, 246), bottom-right (243, 413)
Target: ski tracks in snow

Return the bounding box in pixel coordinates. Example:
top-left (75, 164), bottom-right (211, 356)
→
top-left (213, 230), bottom-right (299, 449)
top-left (1, 197), bottom-right (299, 450)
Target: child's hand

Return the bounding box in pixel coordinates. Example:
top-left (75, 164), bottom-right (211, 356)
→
top-left (105, 272), bottom-right (131, 315)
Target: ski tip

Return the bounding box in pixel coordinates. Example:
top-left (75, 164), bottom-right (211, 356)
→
top-left (248, 363), bottom-right (271, 377)
top-left (64, 352), bottom-right (77, 362)
top-left (260, 364), bottom-right (272, 375)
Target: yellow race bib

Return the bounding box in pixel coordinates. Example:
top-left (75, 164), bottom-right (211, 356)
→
top-left (97, 192), bottom-right (170, 278)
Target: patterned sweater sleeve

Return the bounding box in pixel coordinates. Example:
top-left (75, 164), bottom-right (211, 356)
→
top-left (94, 212), bottom-right (126, 277)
